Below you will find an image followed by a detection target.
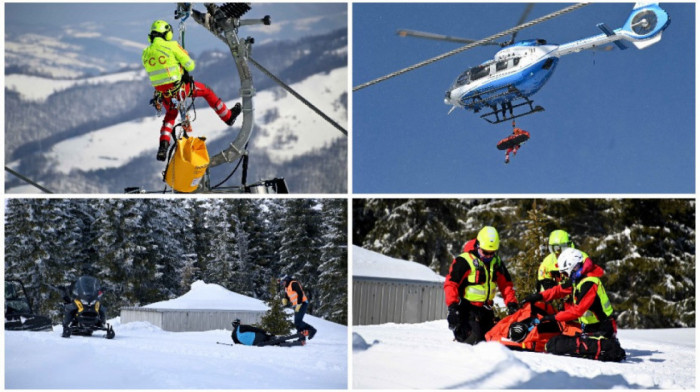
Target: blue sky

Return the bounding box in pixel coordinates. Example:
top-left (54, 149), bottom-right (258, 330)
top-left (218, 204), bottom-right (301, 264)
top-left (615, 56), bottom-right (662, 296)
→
top-left (6, 3), bottom-right (347, 54)
top-left (353, 3), bottom-right (694, 194)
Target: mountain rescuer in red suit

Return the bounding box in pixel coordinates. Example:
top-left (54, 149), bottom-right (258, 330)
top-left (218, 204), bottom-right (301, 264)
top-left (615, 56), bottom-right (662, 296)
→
top-left (522, 248), bottom-right (626, 361)
top-left (142, 20), bottom-right (242, 161)
top-left (279, 275), bottom-right (317, 341)
top-left (444, 226), bottom-right (519, 344)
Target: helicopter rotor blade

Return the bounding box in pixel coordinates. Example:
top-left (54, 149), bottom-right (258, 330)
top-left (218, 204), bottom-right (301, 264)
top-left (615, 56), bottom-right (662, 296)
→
top-left (504, 3), bottom-right (535, 46)
top-left (397, 29), bottom-right (501, 45)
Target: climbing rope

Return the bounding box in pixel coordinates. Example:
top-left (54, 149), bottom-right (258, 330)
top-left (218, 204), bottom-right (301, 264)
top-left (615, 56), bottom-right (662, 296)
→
top-left (353, 3), bottom-right (589, 91)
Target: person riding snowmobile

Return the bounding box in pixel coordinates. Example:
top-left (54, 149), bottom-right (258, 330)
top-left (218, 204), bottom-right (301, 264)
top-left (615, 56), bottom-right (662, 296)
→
top-left (231, 319), bottom-right (305, 347)
top-left (444, 226), bottom-right (519, 344)
top-left (522, 248), bottom-right (625, 361)
top-left (142, 20), bottom-right (242, 161)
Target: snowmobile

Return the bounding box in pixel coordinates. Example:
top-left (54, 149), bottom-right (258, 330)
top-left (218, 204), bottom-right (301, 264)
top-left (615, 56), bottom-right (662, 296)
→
top-left (59, 276), bottom-right (115, 339)
top-left (5, 280), bottom-right (53, 331)
top-left (485, 301), bottom-right (581, 352)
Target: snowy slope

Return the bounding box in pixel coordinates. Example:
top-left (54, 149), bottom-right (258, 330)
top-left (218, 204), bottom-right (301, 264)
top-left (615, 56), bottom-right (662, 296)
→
top-left (27, 67), bottom-right (346, 177)
top-left (5, 70), bottom-right (144, 102)
top-left (353, 321), bottom-right (695, 389)
top-left (5, 281), bottom-right (348, 389)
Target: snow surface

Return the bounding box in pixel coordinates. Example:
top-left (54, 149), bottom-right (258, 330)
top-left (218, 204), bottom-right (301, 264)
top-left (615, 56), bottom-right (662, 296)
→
top-left (5, 281), bottom-right (348, 389)
top-left (353, 321), bottom-right (695, 389)
top-left (145, 281), bottom-right (268, 310)
top-left (5, 70), bottom-right (144, 102)
top-left (28, 67), bottom-right (347, 178)
top-left (353, 246), bottom-right (444, 282)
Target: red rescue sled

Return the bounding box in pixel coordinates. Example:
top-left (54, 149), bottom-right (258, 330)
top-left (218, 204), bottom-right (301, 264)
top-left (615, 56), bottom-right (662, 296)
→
top-left (485, 302), bottom-right (581, 352)
top-left (496, 132), bottom-right (530, 151)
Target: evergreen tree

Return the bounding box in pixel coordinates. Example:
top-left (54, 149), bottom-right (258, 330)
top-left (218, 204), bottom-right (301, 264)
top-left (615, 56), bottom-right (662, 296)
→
top-left (257, 278), bottom-right (294, 335)
top-left (316, 199), bottom-right (348, 324)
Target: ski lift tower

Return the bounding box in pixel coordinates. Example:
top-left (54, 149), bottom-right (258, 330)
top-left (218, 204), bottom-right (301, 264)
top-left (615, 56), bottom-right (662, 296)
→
top-left (177, 3), bottom-right (287, 194)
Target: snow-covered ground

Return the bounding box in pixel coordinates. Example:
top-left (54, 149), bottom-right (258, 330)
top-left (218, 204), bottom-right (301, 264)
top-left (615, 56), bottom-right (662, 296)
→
top-left (353, 321), bottom-right (695, 389)
top-left (353, 245), bottom-right (444, 282)
top-left (14, 66), bottom-right (347, 180)
top-left (5, 281), bottom-right (348, 389)
top-left (5, 70), bottom-right (144, 102)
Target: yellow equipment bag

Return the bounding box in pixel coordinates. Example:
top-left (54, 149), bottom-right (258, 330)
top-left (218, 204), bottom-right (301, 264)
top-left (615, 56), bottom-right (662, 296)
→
top-left (164, 137), bottom-right (209, 193)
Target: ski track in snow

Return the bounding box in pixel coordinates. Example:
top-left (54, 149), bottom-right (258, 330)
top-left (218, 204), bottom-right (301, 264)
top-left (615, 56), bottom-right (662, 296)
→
top-left (6, 316), bottom-right (348, 389)
top-left (353, 321), bottom-right (695, 389)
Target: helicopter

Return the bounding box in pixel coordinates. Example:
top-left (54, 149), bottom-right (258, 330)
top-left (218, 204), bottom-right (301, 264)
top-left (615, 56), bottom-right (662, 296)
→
top-left (398, 2), bottom-right (670, 124)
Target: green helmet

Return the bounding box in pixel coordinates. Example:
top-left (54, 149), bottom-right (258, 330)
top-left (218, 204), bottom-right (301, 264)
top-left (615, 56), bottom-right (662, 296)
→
top-left (548, 229), bottom-right (572, 254)
top-left (477, 226), bottom-right (499, 251)
top-left (149, 20), bottom-right (173, 42)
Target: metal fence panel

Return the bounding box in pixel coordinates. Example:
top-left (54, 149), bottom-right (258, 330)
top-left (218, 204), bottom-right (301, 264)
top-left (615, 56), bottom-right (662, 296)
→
top-left (120, 307), bottom-right (266, 332)
top-left (353, 277), bottom-right (447, 326)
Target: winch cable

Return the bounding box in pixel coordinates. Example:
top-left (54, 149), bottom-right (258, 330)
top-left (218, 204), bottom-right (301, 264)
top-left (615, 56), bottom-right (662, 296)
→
top-left (248, 56), bottom-right (348, 136)
top-left (5, 166), bottom-right (54, 194)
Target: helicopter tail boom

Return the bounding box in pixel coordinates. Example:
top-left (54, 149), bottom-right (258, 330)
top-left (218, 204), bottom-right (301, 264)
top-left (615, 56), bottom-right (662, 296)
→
top-left (553, 3), bottom-right (669, 56)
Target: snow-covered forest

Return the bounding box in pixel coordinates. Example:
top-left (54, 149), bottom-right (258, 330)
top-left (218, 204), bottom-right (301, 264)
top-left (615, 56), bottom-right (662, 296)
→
top-left (5, 198), bottom-right (347, 324)
top-left (353, 199), bottom-right (695, 328)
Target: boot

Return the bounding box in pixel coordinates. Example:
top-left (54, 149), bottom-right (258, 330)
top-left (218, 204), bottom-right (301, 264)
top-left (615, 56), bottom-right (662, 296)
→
top-left (225, 103), bottom-right (242, 126)
top-left (156, 140), bottom-right (169, 161)
top-left (308, 326), bottom-right (317, 340)
top-left (62, 325), bottom-right (71, 338)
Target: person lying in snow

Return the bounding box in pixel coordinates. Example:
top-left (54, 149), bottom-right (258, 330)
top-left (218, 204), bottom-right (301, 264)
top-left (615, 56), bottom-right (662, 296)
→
top-left (231, 319), bottom-right (306, 347)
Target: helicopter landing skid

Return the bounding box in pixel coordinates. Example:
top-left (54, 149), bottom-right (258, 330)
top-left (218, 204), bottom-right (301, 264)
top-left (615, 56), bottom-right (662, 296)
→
top-left (480, 97), bottom-right (544, 124)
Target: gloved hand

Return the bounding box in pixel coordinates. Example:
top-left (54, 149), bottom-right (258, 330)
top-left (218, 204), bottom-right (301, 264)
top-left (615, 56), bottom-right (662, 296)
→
top-left (181, 71), bottom-right (194, 84)
top-left (447, 304), bottom-right (460, 331)
top-left (571, 269), bottom-right (583, 281)
top-left (281, 298), bottom-right (288, 306)
top-left (295, 304), bottom-right (302, 312)
top-left (507, 302), bottom-right (519, 315)
top-left (521, 292), bottom-right (543, 305)
top-left (541, 314), bottom-right (557, 323)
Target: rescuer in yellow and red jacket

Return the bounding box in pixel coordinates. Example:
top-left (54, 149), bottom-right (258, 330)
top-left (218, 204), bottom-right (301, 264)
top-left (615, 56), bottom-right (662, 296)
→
top-left (142, 20), bottom-right (242, 161)
top-left (444, 226), bottom-right (519, 344)
top-left (279, 275), bottom-right (317, 341)
top-left (522, 248), bottom-right (626, 361)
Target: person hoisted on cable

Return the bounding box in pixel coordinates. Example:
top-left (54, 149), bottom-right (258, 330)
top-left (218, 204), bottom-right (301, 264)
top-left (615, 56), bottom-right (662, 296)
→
top-left (142, 20), bottom-right (242, 161)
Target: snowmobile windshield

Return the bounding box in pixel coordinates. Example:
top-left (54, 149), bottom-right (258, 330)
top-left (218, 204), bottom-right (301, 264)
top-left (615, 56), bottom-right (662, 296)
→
top-left (72, 276), bottom-right (101, 303)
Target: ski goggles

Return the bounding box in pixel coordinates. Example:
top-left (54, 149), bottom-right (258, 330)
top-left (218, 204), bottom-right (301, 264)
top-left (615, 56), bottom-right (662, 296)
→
top-left (549, 242), bottom-right (572, 254)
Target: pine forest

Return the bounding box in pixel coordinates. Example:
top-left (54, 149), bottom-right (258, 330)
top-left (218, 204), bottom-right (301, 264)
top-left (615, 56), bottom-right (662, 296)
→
top-left (353, 198), bottom-right (695, 329)
top-left (6, 198), bottom-right (348, 325)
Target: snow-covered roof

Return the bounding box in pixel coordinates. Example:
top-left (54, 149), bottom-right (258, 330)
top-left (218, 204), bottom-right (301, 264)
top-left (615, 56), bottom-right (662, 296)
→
top-left (353, 246), bottom-right (444, 283)
top-left (144, 280), bottom-right (268, 311)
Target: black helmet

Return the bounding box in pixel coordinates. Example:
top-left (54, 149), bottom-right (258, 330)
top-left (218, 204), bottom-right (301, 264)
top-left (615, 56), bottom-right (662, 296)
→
top-left (508, 321), bottom-right (529, 343)
top-left (231, 318), bottom-right (241, 328)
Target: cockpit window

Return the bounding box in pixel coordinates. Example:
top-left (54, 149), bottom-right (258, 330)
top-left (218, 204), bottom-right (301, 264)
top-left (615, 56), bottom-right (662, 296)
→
top-left (496, 60), bottom-right (508, 71)
top-left (513, 57), bottom-right (520, 66)
top-left (470, 65), bottom-right (490, 81)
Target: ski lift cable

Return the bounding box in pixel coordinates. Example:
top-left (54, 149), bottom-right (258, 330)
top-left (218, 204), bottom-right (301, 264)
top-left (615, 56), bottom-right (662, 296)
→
top-left (4, 166), bottom-right (54, 194)
top-left (248, 56), bottom-right (348, 136)
top-left (353, 3), bottom-right (589, 92)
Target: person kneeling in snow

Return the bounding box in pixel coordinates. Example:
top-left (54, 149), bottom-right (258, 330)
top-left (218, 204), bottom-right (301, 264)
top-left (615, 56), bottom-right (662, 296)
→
top-left (231, 319), bottom-right (305, 347)
top-left (522, 248), bottom-right (626, 362)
